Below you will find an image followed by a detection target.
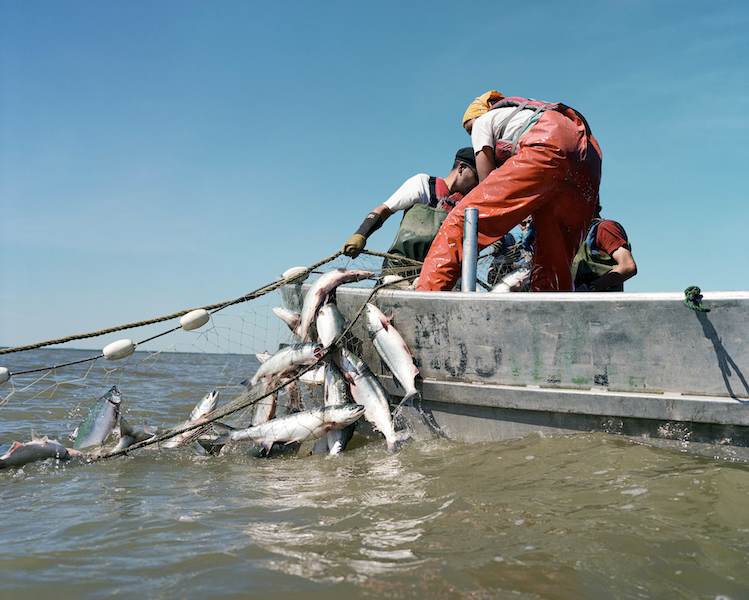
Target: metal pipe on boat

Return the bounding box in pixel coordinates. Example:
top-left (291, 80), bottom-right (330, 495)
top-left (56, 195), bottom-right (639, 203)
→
top-left (461, 207), bottom-right (478, 292)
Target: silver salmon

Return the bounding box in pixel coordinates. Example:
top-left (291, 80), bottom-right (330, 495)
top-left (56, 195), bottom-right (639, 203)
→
top-left (251, 344), bottom-right (324, 386)
top-left (254, 365), bottom-right (303, 413)
top-left (111, 418), bottom-right (157, 453)
top-left (251, 380), bottom-right (278, 426)
top-left (0, 436), bottom-right (81, 469)
top-left (73, 386), bottom-right (122, 450)
top-left (298, 269), bottom-right (373, 341)
top-left (316, 302), bottom-right (347, 348)
top-left (335, 349), bottom-right (408, 451)
top-left (365, 303), bottom-right (420, 403)
top-left (272, 307), bottom-right (302, 337)
top-left (226, 404), bottom-right (365, 452)
top-left (162, 390), bottom-right (219, 448)
top-left (324, 363), bottom-right (355, 455)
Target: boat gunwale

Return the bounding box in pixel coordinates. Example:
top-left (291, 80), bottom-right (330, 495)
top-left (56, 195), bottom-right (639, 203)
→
top-left (335, 287), bottom-right (749, 303)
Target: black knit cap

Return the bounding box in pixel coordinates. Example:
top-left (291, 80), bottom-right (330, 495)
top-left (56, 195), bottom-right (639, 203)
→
top-left (455, 147), bottom-right (477, 170)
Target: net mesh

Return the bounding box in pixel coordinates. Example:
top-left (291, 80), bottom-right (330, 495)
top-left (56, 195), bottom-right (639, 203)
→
top-left (0, 236), bottom-right (535, 458)
top-left (0, 251), bottom-right (423, 454)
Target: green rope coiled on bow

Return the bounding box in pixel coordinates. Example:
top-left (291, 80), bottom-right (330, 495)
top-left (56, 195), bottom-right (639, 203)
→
top-left (683, 286), bottom-right (710, 312)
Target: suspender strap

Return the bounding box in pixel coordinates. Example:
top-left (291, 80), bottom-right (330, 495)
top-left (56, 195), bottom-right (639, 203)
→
top-left (495, 102), bottom-right (528, 139)
top-left (586, 218), bottom-right (602, 252)
top-left (510, 105), bottom-right (547, 154)
top-left (427, 176), bottom-right (439, 208)
top-left (490, 97), bottom-right (590, 156)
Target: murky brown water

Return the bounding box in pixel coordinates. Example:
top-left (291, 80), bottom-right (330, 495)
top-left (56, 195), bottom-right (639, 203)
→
top-left (1, 349), bottom-right (748, 599)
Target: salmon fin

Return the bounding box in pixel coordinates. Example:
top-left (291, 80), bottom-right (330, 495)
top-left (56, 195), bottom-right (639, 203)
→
top-left (312, 437), bottom-right (329, 455)
top-left (8, 441), bottom-right (24, 453)
top-left (31, 431), bottom-right (47, 443)
top-left (196, 437), bottom-right (226, 455)
top-left (211, 422), bottom-right (236, 434)
top-left (119, 417), bottom-right (133, 438)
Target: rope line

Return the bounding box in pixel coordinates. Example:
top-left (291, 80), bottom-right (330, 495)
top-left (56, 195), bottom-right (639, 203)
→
top-left (11, 354), bottom-right (106, 377)
top-left (0, 251), bottom-right (340, 356)
top-left (0, 250), bottom-right (422, 357)
top-left (4, 251), bottom-right (341, 375)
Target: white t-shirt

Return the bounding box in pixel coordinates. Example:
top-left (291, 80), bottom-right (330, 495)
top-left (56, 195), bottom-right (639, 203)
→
top-left (471, 107), bottom-right (540, 154)
top-left (383, 174), bottom-right (432, 212)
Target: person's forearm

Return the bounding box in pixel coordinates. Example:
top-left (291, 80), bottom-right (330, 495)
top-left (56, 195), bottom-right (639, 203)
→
top-left (476, 147), bottom-right (495, 182)
top-left (587, 265), bottom-right (636, 291)
top-left (354, 204), bottom-right (393, 239)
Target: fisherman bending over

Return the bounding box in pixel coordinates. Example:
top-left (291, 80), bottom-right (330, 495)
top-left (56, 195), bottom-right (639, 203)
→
top-left (342, 148), bottom-right (478, 269)
top-left (572, 208), bottom-right (637, 292)
top-left (416, 90), bottom-right (602, 292)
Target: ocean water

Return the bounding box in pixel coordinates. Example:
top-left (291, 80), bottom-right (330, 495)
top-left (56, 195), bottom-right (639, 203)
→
top-left (1, 348), bottom-right (748, 599)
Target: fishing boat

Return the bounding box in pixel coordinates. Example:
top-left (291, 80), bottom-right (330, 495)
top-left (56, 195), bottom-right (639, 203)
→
top-left (332, 287), bottom-right (749, 452)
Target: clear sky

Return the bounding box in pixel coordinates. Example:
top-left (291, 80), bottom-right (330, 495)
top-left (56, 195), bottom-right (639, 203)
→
top-left (1, 0), bottom-right (747, 351)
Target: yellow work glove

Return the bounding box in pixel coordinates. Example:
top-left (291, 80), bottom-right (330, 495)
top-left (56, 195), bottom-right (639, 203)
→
top-left (343, 233), bottom-right (366, 258)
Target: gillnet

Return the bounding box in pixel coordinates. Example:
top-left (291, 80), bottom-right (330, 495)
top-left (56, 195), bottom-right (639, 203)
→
top-left (0, 250), bottom-right (423, 464)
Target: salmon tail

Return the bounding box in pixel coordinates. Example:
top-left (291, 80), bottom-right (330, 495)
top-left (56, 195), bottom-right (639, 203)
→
top-left (386, 429), bottom-right (411, 453)
top-left (401, 391), bottom-right (420, 406)
top-left (393, 391), bottom-right (421, 420)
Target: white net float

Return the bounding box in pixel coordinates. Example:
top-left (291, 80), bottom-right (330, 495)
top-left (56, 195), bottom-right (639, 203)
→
top-left (180, 309), bottom-right (210, 331)
top-left (0, 367), bottom-right (9, 385)
top-left (102, 339), bottom-right (136, 360)
top-left (282, 266), bottom-right (310, 283)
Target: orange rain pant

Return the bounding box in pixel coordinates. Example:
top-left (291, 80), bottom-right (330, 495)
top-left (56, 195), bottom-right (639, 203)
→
top-left (416, 109), bottom-right (602, 292)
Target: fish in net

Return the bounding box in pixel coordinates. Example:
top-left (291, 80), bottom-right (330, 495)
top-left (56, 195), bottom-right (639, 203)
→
top-left (0, 250), bottom-right (428, 468)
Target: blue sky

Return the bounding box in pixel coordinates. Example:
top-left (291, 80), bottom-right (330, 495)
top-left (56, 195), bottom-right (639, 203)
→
top-left (1, 0), bottom-right (747, 351)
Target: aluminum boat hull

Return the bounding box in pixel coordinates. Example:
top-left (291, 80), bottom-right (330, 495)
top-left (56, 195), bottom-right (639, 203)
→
top-left (327, 288), bottom-right (749, 452)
